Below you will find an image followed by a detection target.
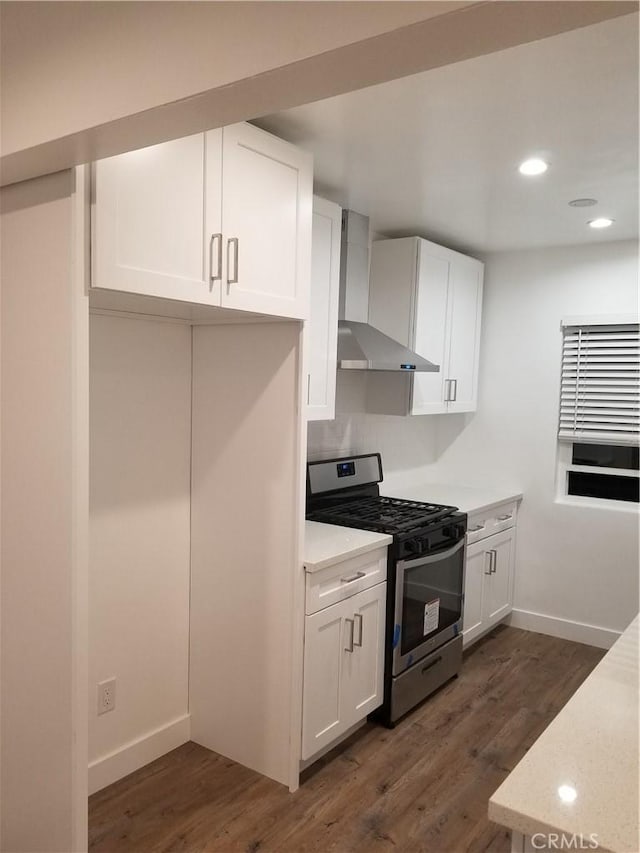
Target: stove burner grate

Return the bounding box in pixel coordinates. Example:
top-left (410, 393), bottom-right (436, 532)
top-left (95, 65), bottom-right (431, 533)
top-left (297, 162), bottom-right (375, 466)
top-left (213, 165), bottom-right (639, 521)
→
top-left (308, 495), bottom-right (457, 535)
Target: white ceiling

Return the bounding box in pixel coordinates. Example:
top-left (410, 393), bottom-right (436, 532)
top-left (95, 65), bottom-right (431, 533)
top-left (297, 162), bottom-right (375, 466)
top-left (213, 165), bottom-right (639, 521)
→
top-left (256, 15), bottom-right (639, 256)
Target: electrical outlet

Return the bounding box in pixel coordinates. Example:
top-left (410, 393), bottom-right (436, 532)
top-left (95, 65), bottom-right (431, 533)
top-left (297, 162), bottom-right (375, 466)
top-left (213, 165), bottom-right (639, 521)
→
top-left (97, 678), bottom-right (116, 715)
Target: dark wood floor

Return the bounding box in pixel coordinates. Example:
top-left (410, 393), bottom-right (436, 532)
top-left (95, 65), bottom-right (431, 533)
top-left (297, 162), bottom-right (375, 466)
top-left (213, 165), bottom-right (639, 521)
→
top-left (89, 626), bottom-right (604, 853)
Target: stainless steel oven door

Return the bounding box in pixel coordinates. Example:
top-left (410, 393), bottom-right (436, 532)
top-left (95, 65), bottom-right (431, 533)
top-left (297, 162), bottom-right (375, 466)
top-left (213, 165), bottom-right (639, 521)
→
top-left (393, 539), bottom-right (465, 677)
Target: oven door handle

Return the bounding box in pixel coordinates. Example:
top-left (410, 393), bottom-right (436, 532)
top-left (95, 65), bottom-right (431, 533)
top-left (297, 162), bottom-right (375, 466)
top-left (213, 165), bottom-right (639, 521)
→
top-left (397, 537), bottom-right (465, 570)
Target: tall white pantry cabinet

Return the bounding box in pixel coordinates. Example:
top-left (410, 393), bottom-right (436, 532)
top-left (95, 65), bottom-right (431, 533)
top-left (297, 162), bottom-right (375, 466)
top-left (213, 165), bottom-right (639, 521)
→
top-left (88, 122), bottom-right (313, 794)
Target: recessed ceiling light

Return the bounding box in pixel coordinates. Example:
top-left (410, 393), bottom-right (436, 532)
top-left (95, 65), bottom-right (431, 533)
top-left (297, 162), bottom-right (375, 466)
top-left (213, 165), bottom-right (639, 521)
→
top-left (588, 218), bottom-right (614, 229)
top-left (568, 198), bottom-right (598, 207)
top-left (518, 158), bottom-right (548, 176)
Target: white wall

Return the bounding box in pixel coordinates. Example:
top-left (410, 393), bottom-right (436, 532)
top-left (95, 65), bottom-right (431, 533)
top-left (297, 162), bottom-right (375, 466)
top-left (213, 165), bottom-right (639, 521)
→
top-left (430, 240), bottom-right (639, 638)
top-left (89, 315), bottom-right (192, 792)
top-left (1, 171), bottom-right (88, 852)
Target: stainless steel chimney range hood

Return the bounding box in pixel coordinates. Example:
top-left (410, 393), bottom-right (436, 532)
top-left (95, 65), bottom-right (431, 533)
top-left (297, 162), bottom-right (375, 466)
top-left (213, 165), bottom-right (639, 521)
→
top-left (337, 210), bottom-right (439, 373)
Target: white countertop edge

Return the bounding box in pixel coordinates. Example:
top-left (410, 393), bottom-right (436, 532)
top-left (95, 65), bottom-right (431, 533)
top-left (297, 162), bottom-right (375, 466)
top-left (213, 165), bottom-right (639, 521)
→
top-left (303, 520), bottom-right (392, 573)
top-left (465, 492), bottom-right (523, 516)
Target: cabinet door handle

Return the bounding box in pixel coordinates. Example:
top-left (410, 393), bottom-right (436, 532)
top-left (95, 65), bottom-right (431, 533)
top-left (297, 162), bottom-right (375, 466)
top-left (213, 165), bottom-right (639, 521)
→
top-left (490, 550), bottom-right (497, 574)
top-left (484, 552), bottom-right (492, 576)
top-left (345, 618), bottom-right (355, 653)
top-left (451, 378), bottom-right (458, 401)
top-left (210, 233), bottom-right (223, 284)
top-left (444, 379), bottom-right (451, 402)
top-left (470, 524), bottom-right (485, 533)
top-left (227, 237), bottom-right (239, 285)
top-left (341, 571), bottom-right (366, 584)
top-left (354, 613), bottom-right (363, 647)
top-left (497, 514), bottom-right (512, 522)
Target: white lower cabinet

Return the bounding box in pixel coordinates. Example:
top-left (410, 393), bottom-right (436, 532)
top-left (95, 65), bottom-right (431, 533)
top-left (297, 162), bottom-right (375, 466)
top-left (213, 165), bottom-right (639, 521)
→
top-left (463, 509), bottom-right (517, 647)
top-left (302, 559), bottom-right (386, 761)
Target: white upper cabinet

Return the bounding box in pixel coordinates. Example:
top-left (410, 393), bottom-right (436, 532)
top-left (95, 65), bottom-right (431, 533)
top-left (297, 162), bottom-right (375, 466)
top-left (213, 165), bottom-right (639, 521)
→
top-left (92, 123), bottom-right (312, 320)
top-left (307, 196), bottom-right (341, 422)
top-left (367, 237), bottom-right (484, 415)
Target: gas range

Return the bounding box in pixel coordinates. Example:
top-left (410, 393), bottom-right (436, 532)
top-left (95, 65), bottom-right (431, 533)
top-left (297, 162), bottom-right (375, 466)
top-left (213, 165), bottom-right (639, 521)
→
top-left (306, 453), bottom-right (467, 726)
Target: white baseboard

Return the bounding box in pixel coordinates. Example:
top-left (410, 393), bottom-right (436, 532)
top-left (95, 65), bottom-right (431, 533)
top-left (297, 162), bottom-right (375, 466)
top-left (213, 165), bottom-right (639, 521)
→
top-left (88, 714), bottom-right (191, 795)
top-left (508, 609), bottom-right (621, 650)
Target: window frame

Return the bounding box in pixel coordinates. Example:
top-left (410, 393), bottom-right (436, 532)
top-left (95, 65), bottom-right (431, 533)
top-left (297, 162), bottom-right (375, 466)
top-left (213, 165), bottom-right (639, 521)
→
top-left (556, 315), bottom-right (640, 509)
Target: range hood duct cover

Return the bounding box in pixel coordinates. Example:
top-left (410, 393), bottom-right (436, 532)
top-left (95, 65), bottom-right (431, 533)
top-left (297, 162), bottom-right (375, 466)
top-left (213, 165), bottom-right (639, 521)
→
top-left (337, 210), bottom-right (439, 373)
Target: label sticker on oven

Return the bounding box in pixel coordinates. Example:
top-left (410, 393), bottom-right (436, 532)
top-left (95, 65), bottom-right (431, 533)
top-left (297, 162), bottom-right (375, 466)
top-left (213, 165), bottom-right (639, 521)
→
top-left (423, 599), bottom-right (440, 635)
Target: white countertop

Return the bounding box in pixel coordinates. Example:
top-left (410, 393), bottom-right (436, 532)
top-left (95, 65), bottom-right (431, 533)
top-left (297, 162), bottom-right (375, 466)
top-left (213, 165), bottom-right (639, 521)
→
top-left (304, 521), bottom-right (392, 573)
top-left (387, 481), bottom-right (523, 516)
top-left (489, 615), bottom-right (639, 852)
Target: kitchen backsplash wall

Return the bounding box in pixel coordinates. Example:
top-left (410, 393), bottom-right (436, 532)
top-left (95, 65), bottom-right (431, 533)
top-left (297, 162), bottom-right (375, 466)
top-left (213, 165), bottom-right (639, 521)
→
top-left (307, 370), bottom-right (439, 489)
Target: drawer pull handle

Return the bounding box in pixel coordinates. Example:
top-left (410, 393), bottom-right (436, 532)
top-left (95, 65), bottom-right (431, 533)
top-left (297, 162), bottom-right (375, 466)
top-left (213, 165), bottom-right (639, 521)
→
top-left (497, 514), bottom-right (512, 521)
top-left (422, 656), bottom-right (442, 674)
top-left (470, 524), bottom-right (485, 533)
top-left (341, 571), bottom-right (366, 584)
top-left (345, 618), bottom-right (355, 653)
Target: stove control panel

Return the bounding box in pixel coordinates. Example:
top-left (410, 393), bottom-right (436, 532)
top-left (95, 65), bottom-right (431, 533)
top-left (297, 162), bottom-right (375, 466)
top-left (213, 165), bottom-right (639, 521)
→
top-left (397, 515), bottom-right (466, 560)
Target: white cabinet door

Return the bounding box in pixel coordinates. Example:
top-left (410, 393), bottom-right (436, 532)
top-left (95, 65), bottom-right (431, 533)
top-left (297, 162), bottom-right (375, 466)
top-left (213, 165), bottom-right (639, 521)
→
top-left (483, 528), bottom-right (516, 627)
top-left (307, 197), bottom-right (341, 421)
top-left (92, 132), bottom-right (223, 305)
top-left (411, 247), bottom-right (450, 415)
top-left (446, 254), bottom-right (484, 413)
top-left (462, 540), bottom-right (487, 647)
top-left (220, 122), bottom-right (313, 319)
top-left (302, 582), bottom-right (386, 761)
top-left (301, 597), bottom-right (348, 760)
top-left (343, 583), bottom-right (386, 721)
top-left (463, 525), bottom-right (516, 648)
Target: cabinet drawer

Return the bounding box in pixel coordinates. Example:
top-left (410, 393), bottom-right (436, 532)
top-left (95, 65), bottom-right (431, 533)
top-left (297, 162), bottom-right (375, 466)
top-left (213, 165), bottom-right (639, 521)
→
top-left (466, 501), bottom-right (518, 544)
top-left (305, 548), bottom-right (388, 615)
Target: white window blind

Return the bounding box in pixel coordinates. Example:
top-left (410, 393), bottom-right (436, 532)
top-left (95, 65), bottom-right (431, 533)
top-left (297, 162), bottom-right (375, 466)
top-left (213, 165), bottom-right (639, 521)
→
top-left (559, 322), bottom-right (640, 445)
